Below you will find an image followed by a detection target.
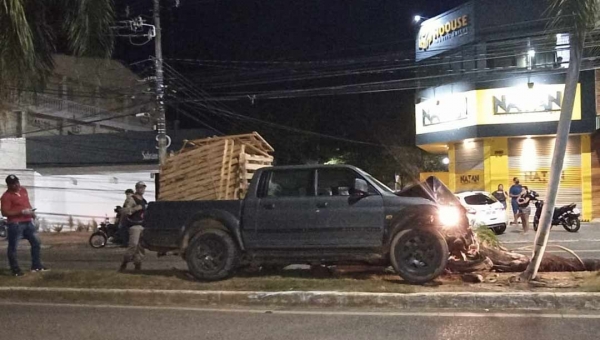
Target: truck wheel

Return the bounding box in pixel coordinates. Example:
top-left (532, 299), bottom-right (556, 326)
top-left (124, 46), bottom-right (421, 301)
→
top-left (390, 228), bottom-right (449, 285)
top-left (186, 229), bottom-right (239, 281)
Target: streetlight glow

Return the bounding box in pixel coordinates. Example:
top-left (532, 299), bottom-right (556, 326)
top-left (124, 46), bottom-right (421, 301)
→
top-left (414, 15), bottom-right (422, 23)
top-left (528, 49), bottom-right (536, 57)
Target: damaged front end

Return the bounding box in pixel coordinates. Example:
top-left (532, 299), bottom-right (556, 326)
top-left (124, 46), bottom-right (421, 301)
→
top-left (397, 176), bottom-right (479, 260)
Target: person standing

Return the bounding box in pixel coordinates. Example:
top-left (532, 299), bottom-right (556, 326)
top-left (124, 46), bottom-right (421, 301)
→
top-left (492, 184), bottom-right (508, 210)
top-left (1, 175), bottom-right (48, 276)
top-left (509, 177), bottom-right (523, 225)
top-left (116, 189), bottom-right (135, 246)
top-left (517, 186), bottom-right (533, 234)
top-left (119, 182), bottom-right (147, 271)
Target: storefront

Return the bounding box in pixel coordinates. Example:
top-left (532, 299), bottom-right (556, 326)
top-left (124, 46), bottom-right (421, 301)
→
top-left (415, 73), bottom-right (597, 220)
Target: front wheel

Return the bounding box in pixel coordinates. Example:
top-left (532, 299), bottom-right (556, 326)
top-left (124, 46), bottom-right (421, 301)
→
top-left (563, 218), bottom-right (581, 233)
top-left (390, 228), bottom-right (449, 285)
top-left (186, 229), bottom-right (239, 281)
top-left (89, 232), bottom-right (108, 248)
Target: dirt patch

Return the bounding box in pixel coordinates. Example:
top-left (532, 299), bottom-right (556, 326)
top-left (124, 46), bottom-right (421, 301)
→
top-left (39, 232), bottom-right (90, 247)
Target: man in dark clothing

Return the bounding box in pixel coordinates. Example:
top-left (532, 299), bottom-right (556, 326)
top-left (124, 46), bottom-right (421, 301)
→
top-left (1, 175), bottom-right (48, 276)
top-left (509, 177), bottom-right (523, 225)
top-left (119, 181), bottom-right (147, 271)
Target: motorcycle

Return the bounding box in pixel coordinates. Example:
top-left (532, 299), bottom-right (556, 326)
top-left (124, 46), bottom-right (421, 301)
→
top-left (0, 217), bottom-right (7, 239)
top-left (532, 199), bottom-right (581, 233)
top-left (89, 206), bottom-right (126, 248)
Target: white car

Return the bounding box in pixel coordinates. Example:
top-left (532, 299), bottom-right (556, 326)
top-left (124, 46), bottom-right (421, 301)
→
top-left (456, 191), bottom-right (507, 235)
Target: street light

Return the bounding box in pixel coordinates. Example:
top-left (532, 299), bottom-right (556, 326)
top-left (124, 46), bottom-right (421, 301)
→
top-left (442, 157), bottom-right (450, 165)
top-left (414, 15), bottom-right (429, 23)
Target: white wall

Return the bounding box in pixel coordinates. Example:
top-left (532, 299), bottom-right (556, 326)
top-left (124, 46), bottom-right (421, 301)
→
top-left (0, 138), bottom-right (27, 169)
top-left (33, 170), bottom-right (155, 228)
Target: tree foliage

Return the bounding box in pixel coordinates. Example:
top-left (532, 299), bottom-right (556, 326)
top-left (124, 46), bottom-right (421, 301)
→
top-left (0, 0), bottom-right (115, 89)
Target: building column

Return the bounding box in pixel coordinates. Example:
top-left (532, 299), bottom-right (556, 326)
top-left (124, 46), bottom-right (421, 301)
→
top-left (483, 138), bottom-right (509, 193)
top-left (448, 144), bottom-right (456, 192)
top-left (581, 134), bottom-right (593, 221)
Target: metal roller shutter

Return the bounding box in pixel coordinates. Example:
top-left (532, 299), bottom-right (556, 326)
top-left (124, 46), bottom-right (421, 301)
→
top-left (508, 136), bottom-right (582, 220)
top-left (455, 140), bottom-right (485, 191)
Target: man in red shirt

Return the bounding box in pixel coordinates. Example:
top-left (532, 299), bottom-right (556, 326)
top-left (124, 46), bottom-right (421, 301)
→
top-left (1, 175), bottom-right (47, 276)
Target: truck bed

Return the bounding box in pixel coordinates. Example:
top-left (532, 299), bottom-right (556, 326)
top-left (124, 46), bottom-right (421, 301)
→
top-left (143, 200), bottom-right (243, 251)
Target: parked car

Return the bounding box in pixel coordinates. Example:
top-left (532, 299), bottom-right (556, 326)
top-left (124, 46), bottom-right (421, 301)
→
top-left (456, 191), bottom-right (507, 235)
top-left (142, 165), bottom-right (474, 284)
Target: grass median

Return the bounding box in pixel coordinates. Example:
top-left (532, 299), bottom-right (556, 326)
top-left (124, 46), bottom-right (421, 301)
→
top-left (0, 267), bottom-right (598, 294)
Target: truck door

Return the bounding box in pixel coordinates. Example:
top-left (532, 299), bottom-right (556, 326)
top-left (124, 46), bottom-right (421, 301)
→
top-left (313, 168), bottom-right (384, 248)
top-left (243, 169), bottom-right (317, 249)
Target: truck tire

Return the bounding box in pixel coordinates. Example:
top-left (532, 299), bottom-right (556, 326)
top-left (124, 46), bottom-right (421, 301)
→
top-left (390, 228), bottom-right (449, 285)
top-left (186, 229), bottom-right (239, 281)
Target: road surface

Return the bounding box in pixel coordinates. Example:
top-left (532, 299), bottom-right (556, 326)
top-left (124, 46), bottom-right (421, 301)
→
top-left (1, 301), bottom-right (599, 340)
top-left (498, 222), bottom-right (600, 258)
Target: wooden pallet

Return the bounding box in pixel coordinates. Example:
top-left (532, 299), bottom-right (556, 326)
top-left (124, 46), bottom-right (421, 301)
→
top-left (159, 132), bottom-right (273, 201)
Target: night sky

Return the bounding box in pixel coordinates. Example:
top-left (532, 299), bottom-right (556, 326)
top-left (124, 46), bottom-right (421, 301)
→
top-left (114, 0), bottom-right (465, 178)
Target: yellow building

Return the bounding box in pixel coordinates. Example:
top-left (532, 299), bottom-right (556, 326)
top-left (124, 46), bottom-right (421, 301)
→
top-left (416, 73), bottom-right (598, 221)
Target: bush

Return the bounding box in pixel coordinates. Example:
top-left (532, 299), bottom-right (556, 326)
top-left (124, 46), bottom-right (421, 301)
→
top-left (76, 219), bottom-right (86, 232)
top-left (53, 224), bottom-right (64, 233)
top-left (474, 225), bottom-right (500, 249)
top-left (68, 216), bottom-right (75, 231)
top-left (91, 219), bottom-right (98, 233)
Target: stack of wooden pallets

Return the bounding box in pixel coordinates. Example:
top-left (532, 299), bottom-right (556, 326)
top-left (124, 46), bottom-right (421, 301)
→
top-left (159, 132), bottom-right (274, 201)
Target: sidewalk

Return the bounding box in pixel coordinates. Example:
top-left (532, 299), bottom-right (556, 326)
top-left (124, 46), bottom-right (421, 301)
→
top-left (0, 269), bottom-right (599, 311)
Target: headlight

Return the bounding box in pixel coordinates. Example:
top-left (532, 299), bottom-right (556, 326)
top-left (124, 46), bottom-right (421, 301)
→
top-left (438, 206), bottom-right (461, 227)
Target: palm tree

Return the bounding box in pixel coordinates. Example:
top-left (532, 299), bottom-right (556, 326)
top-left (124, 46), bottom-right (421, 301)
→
top-left (0, 0), bottom-right (115, 89)
top-left (522, 0), bottom-right (600, 281)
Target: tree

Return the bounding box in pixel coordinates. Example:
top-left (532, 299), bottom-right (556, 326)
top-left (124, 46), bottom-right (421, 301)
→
top-left (522, 0), bottom-right (600, 280)
top-left (0, 0), bottom-right (114, 89)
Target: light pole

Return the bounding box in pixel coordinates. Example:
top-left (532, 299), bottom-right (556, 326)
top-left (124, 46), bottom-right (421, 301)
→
top-left (153, 0), bottom-right (167, 167)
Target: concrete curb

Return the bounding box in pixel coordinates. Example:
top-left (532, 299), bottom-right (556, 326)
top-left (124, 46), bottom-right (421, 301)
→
top-left (1, 287), bottom-right (600, 310)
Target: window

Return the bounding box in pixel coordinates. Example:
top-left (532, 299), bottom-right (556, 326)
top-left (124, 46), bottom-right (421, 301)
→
top-left (317, 168), bottom-right (358, 196)
top-left (264, 170), bottom-right (313, 198)
top-left (464, 193), bottom-right (497, 206)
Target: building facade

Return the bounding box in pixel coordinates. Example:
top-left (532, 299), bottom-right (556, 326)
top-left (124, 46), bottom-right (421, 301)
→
top-left (414, 0), bottom-right (600, 220)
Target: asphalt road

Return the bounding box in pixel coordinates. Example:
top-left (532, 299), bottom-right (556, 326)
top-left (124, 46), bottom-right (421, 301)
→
top-left (0, 223), bottom-right (598, 271)
top-left (498, 222), bottom-right (600, 259)
top-left (1, 302), bottom-right (600, 340)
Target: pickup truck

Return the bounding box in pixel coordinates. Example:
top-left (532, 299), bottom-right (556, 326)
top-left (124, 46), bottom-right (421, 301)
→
top-left (143, 165), bottom-right (472, 284)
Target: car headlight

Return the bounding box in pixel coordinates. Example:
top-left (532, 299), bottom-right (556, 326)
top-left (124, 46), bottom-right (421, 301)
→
top-left (438, 206), bottom-right (461, 227)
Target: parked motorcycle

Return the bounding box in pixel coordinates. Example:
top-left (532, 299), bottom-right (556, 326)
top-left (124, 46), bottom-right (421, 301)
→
top-left (89, 206), bottom-right (126, 248)
top-left (532, 200), bottom-right (581, 233)
top-left (0, 217), bottom-right (7, 239)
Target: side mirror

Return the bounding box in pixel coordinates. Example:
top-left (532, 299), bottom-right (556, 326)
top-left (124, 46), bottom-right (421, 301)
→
top-left (352, 178), bottom-right (369, 196)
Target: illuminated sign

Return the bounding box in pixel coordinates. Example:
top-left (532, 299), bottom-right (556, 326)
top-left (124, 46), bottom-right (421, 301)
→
top-left (421, 96), bottom-right (469, 126)
top-left (416, 3), bottom-right (475, 62)
top-left (477, 84), bottom-right (581, 125)
top-left (493, 91), bottom-right (562, 115)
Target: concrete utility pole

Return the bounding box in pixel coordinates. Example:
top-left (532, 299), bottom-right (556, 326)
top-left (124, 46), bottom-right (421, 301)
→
top-left (153, 0), bottom-right (167, 166)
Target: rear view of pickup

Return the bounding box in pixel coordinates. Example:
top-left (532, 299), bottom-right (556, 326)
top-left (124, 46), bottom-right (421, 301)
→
top-left (143, 164), bottom-right (471, 284)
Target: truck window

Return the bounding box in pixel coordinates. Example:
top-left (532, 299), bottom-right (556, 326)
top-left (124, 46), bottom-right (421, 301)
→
top-left (262, 170), bottom-right (314, 198)
top-left (317, 168), bottom-right (377, 196)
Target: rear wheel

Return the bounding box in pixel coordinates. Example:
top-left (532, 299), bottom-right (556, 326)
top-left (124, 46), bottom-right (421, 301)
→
top-left (563, 218), bottom-right (581, 233)
top-left (390, 228), bottom-right (448, 285)
top-left (492, 224), bottom-right (507, 235)
top-left (186, 229), bottom-right (239, 281)
top-left (89, 232), bottom-right (107, 248)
